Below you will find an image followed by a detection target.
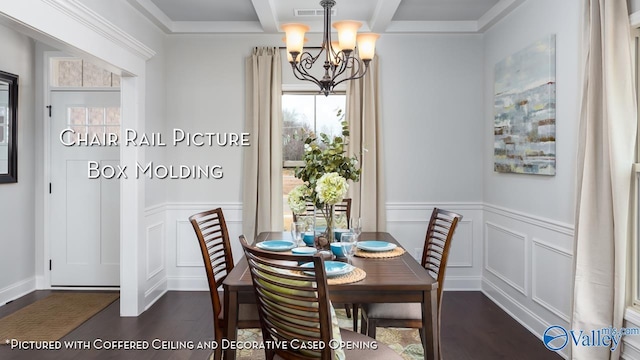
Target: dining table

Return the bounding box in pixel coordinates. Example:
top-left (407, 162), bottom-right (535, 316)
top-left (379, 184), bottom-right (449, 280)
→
top-left (222, 231), bottom-right (439, 360)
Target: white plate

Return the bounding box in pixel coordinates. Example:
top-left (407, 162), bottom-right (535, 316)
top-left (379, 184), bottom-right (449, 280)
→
top-left (301, 261), bottom-right (354, 277)
top-left (357, 241), bottom-right (397, 252)
top-left (256, 240), bottom-right (296, 252)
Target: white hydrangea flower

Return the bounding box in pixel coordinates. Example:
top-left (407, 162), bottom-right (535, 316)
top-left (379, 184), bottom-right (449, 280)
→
top-left (287, 184), bottom-right (310, 215)
top-left (315, 172), bottom-right (348, 205)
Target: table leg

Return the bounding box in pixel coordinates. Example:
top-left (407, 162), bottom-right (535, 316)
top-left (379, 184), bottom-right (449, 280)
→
top-left (224, 288), bottom-right (238, 360)
top-left (422, 289), bottom-right (439, 360)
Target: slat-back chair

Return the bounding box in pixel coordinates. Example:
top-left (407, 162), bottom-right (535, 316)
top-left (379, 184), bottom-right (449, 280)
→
top-left (293, 198), bottom-right (352, 227)
top-left (359, 208), bottom-right (462, 359)
top-left (189, 208), bottom-right (260, 360)
top-left (240, 235), bottom-right (403, 360)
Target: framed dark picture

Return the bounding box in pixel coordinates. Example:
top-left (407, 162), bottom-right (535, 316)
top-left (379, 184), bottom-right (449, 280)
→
top-left (0, 70), bottom-right (18, 183)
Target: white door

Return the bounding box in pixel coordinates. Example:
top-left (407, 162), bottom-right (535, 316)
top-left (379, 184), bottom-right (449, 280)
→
top-left (50, 91), bottom-right (120, 286)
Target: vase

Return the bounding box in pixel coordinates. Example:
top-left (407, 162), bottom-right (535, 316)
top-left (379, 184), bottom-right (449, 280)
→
top-left (313, 204), bottom-right (334, 251)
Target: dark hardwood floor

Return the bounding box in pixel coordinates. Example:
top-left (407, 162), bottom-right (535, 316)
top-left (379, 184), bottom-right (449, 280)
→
top-left (0, 291), bottom-right (561, 359)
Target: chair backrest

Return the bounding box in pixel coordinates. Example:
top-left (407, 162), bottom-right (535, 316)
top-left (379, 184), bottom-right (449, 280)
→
top-left (189, 208), bottom-right (234, 331)
top-left (421, 208), bottom-right (462, 306)
top-left (240, 235), bottom-right (336, 360)
top-left (293, 198), bottom-right (352, 226)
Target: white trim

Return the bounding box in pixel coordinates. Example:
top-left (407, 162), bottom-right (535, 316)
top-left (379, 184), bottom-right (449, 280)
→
top-left (0, 278), bottom-right (36, 307)
top-left (477, 0), bottom-right (527, 32)
top-left (447, 218), bottom-right (474, 268)
top-left (146, 221), bottom-right (165, 280)
top-left (442, 276), bottom-right (482, 291)
top-left (625, 307), bottom-right (640, 327)
top-left (482, 278), bottom-right (569, 359)
top-left (167, 276), bottom-right (208, 291)
top-left (484, 203), bottom-right (575, 236)
top-left (143, 277), bottom-right (167, 311)
top-left (41, 0), bottom-right (155, 60)
top-left (484, 221), bottom-right (528, 296)
top-left (531, 238), bottom-right (572, 322)
top-left (385, 202), bottom-right (484, 211)
top-left (631, 11), bottom-right (640, 29)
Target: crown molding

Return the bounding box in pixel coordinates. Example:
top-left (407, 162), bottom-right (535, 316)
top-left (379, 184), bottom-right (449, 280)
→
top-left (42, 0), bottom-right (156, 60)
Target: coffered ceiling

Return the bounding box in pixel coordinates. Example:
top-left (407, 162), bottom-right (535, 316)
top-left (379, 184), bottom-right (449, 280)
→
top-left (127, 0), bottom-right (526, 34)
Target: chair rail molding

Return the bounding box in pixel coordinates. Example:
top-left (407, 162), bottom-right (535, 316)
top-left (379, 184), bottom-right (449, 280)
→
top-left (484, 203), bottom-right (574, 236)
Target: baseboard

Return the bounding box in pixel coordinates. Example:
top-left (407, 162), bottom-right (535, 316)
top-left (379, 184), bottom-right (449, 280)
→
top-left (482, 278), bottom-right (569, 359)
top-left (0, 277), bottom-right (36, 307)
top-left (167, 276), bottom-right (208, 291)
top-left (442, 276), bottom-right (482, 291)
top-left (144, 277), bottom-right (168, 311)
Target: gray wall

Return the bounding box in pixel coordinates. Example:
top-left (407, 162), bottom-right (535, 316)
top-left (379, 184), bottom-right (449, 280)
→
top-left (0, 23), bottom-right (35, 299)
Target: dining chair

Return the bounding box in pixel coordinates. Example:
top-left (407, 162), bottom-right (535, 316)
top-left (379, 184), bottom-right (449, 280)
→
top-left (359, 208), bottom-right (462, 359)
top-left (293, 198), bottom-right (352, 228)
top-left (239, 235), bottom-right (403, 360)
top-left (189, 208), bottom-right (260, 360)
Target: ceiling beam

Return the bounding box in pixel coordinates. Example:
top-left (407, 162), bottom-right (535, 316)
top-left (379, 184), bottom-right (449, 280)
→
top-left (126, 0), bottom-right (173, 33)
top-left (477, 0), bottom-right (526, 32)
top-left (251, 0), bottom-right (278, 33)
top-left (386, 21), bottom-right (478, 34)
top-left (369, 0), bottom-right (402, 33)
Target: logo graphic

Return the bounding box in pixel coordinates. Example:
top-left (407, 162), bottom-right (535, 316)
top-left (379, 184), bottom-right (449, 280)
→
top-left (543, 325), bottom-right (569, 351)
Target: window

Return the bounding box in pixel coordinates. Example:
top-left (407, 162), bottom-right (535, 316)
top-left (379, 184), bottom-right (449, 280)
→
top-left (50, 57), bottom-right (121, 88)
top-left (282, 93), bottom-right (346, 229)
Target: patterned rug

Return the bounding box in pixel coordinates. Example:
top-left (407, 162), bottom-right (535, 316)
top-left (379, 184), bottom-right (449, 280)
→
top-left (233, 309), bottom-right (424, 360)
top-left (0, 292), bottom-right (119, 343)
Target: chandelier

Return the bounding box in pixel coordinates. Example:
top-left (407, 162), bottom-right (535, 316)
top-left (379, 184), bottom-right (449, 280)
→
top-left (281, 0), bottom-right (380, 96)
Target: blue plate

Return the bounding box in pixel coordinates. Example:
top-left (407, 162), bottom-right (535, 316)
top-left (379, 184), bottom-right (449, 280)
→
top-left (357, 241), bottom-right (397, 252)
top-left (291, 247), bottom-right (318, 255)
top-left (301, 261), bottom-right (354, 277)
top-left (256, 240), bottom-right (296, 252)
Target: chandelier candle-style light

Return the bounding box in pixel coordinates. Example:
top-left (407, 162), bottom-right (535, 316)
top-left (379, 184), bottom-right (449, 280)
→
top-left (281, 0), bottom-right (380, 96)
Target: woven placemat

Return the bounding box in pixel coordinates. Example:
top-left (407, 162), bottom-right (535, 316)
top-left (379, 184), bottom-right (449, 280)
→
top-left (327, 267), bottom-right (366, 285)
top-left (355, 247), bottom-right (406, 258)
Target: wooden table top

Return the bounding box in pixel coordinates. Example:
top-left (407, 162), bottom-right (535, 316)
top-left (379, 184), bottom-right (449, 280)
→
top-left (224, 231), bottom-right (437, 298)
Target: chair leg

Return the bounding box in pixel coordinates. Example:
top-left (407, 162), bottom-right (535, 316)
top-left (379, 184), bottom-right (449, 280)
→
top-left (419, 327), bottom-right (425, 345)
top-left (367, 319), bottom-right (377, 339)
top-left (344, 303), bottom-right (352, 318)
top-left (213, 332), bottom-right (222, 360)
top-left (360, 313), bottom-right (367, 335)
top-left (351, 304), bottom-right (359, 332)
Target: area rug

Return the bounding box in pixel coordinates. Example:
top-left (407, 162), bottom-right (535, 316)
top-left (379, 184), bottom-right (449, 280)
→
top-left (0, 292), bottom-right (119, 343)
top-left (229, 309), bottom-right (425, 360)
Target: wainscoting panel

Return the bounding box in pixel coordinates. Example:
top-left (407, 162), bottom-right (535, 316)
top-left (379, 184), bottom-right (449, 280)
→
top-left (143, 208), bottom-right (167, 310)
top-left (482, 204), bottom-right (574, 359)
top-left (162, 203), bottom-right (244, 290)
top-left (531, 238), bottom-right (572, 322)
top-left (623, 309), bottom-right (640, 360)
top-left (386, 203), bottom-right (483, 290)
top-left (175, 220), bottom-right (202, 268)
top-left (146, 222), bottom-right (165, 280)
top-left (485, 222), bottom-right (527, 295)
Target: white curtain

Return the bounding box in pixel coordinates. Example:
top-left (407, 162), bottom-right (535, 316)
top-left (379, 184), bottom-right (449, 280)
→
top-left (242, 47), bottom-right (283, 240)
top-left (572, 1), bottom-right (637, 359)
top-left (346, 56), bottom-right (386, 231)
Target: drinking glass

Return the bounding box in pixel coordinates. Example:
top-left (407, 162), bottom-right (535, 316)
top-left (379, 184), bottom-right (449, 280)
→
top-left (349, 217), bottom-right (362, 240)
top-left (291, 222), bottom-right (305, 247)
top-left (340, 233), bottom-right (358, 264)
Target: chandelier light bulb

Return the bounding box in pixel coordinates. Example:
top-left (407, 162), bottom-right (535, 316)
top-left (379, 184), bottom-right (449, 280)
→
top-left (332, 20), bottom-right (361, 51)
top-left (281, 23), bottom-right (310, 56)
top-left (356, 33), bottom-right (380, 61)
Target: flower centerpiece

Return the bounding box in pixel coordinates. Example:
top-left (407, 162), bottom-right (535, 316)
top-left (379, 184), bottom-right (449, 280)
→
top-left (287, 115), bottom-right (360, 250)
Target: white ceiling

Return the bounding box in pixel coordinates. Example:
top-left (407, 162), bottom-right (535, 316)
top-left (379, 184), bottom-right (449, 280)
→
top-left (127, 0), bottom-right (526, 34)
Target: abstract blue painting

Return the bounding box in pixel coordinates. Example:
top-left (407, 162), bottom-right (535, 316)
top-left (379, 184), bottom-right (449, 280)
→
top-left (494, 34), bottom-right (556, 175)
